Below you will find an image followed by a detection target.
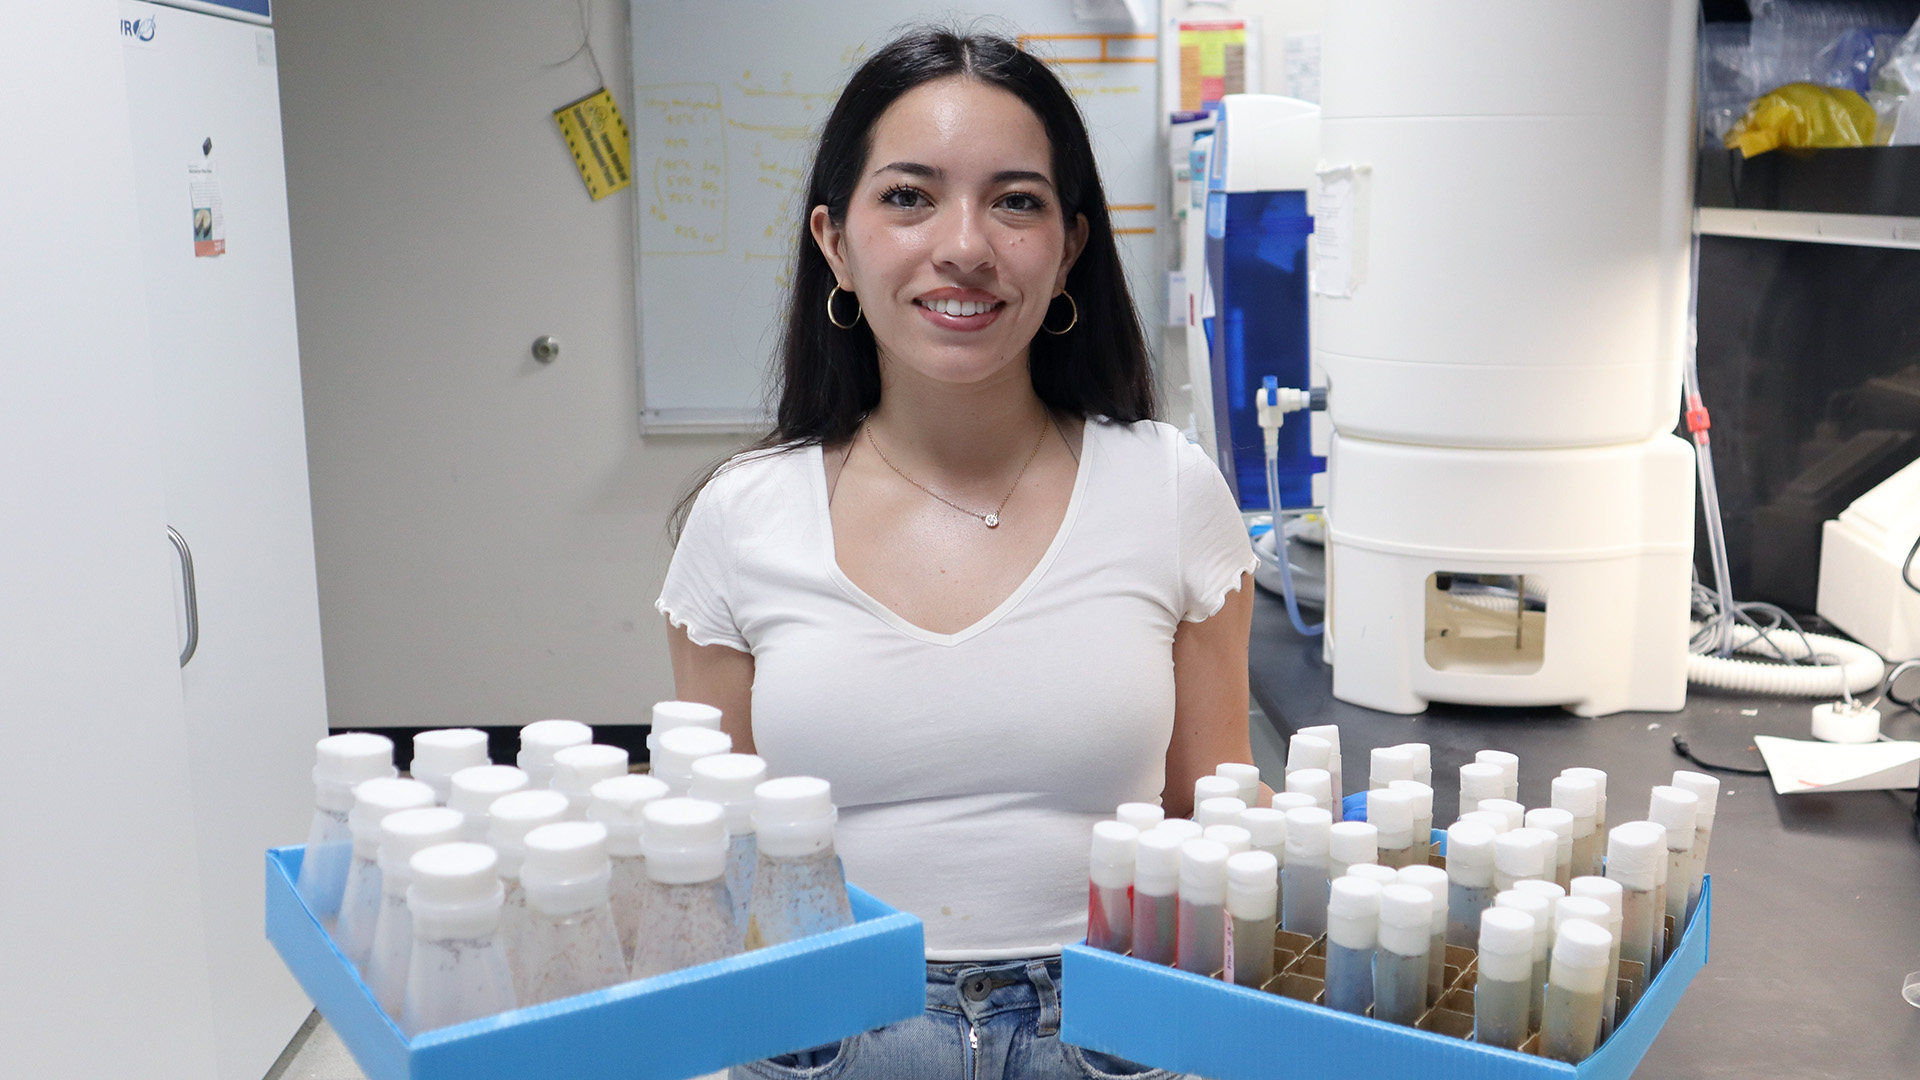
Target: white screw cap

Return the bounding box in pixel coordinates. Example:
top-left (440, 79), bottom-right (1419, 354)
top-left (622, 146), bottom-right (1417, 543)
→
top-left (1327, 875), bottom-right (1383, 950)
top-left (1283, 806), bottom-right (1332, 858)
top-left (1367, 789), bottom-right (1416, 847)
top-left (517, 719), bottom-right (591, 780)
top-left (521, 820), bottom-right (611, 889)
top-left (1156, 818), bottom-right (1204, 841)
top-left (314, 733), bottom-right (396, 809)
top-left (752, 775), bottom-right (836, 857)
top-left (1458, 762), bottom-right (1505, 808)
top-left (1395, 742), bottom-right (1432, 784)
top-left (588, 773), bottom-right (670, 856)
top-left (1203, 824), bottom-right (1251, 855)
top-left (1493, 827), bottom-right (1553, 882)
top-left (1194, 775), bottom-right (1241, 807)
top-left (1551, 774), bottom-right (1599, 821)
top-left (377, 807), bottom-right (466, 886)
top-left (1090, 820), bottom-right (1140, 890)
top-left (1370, 745), bottom-right (1416, 788)
top-left (410, 729), bottom-right (488, 787)
top-left (409, 842), bottom-right (500, 906)
top-left (1195, 796), bottom-right (1247, 828)
top-left (1445, 821), bottom-right (1497, 887)
top-left (1215, 762), bottom-right (1262, 806)
top-left (349, 778), bottom-right (436, 854)
top-left (690, 753), bottom-right (768, 834)
top-left (1286, 768), bottom-right (1333, 811)
top-left (1328, 821), bottom-right (1378, 866)
top-left (486, 788), bottom-right (570, 874)
top-left (1479, 905), bottom-right (1536, 956)
top-left (1604, 821), bottom-right (1667, 891)
top-left (1476, 750), bottom-right (1519, 797)
top-left (1238, 807), bottom-right (1287, 852)
top-left (1480, 799), bottom-right (1526, 833)
top-left (1569, 875), bottom-right (1623, 919)
top-left (447, 765), bottom-right (531, 839)
top-left (1133, 827), bottom-right (1185, 895)
top-left (654, 727), bottom-right (734, 792)
top-left (642, 797), bottom-right (729, 884)
top-left (1116, 802), bottom-right (1164, 832)
top-left (1270, 791), bottom-right (1317, 814)
top-left (649, 700), bottom-right (722, 752)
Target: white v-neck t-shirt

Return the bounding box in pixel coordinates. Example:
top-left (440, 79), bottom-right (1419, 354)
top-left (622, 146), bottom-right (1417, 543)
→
top-left (657, 417), bottom-right (1256, 958)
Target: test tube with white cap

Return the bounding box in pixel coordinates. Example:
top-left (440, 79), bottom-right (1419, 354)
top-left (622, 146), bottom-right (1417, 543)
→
top-left (1296, 725), bottom-right (1344, 806)
top-left (631, 797), bottom-right (741, 976)
top-left (1239, 807), bottom-right (1287, 866)
top-left (1570, 876), bottom-right (1625, 1036)
top-left (1480, 799), bottom-right (1527, 835)
top-left (1285, 733), bottom-right (1332, 783)
top-left (1193, 774), bottom-right (1241, 814)
top-left (515, 820), bottom-right (629, 1005)
top-left (1444, 820), bottom-right (1497, 948)
top-left (1346, 862), bottom-right (1401, 887)
top-left (1087, 821), bottom-right (1140, 953)
top-left (1525, 807), bottom-right (1575, 890)
top-left (1457, 808), bottom-right (1512, 835)
top-left (1370, 745), bottom-right (1417, 791)
top-left (297, 732), bottom-right (395, 926)
top-left (1492, 827), bottom-right (1554, 892)
top-left (690, 753), bottom-right (767, 942)
top-left (1398, 863), bottom-right (1450, 1005)
top-left (1474, 906), bottom-right (1536, 1049)
top-left (1551, 773), bottom-right (1601, 879)
top-left (746, 776), bottom-right (853, 948)
top-left (1204, 824), bottom-right (1252, 856)
top-left (1552, 895), bottom-right (1615, 1049)
top-left (1369, 788), bottom-right (1420, 869)
top-left (648, 700), bottom-right (722, 755)
top-left (401, 842), bottom-right (515, 1036)
top-left (1215, 762), bottom-right (1263, 809)
top-left (551, 744), bottom-right (629, 820)
top-left (1458, 762), bottom-right (1505, 817)
top-left (1227, 850), bottom-right (1279, 987)
top-left (516, 719), bottom-right (591, 788)
top-left (486, 788), bottom-right (570, 984)
top-left (1388, 780), bottom-right (1434, 856)
top-left (1374, 884), bottom-right (1433, 1026)
top-left (1477, 750), bottom-right (1520, 802)
top-left (1157, 818), bottom-right (1204, 842)
top-left (1605, 820), bottom-right (1667, 1008)
top-left (1542, 919), bottom-right (1613, 1063)
top-left (1280, 806), bottom-right (1333, 938)
top-left (1324, 876), bottom-right (1382, 1015)
top-left (335, 777), bottom-right (436, 972)
top-left (1670, 770), bottom-right (1719, 919)
top-left (653, 726), bottom-right (733, 798)
top-left (1287, 768), bottom-right (1334, 815)
top-left (447, 764), bottom-right (530, 843)
top-left (1647, 786), bottom-right (1700, 950)
top-left (1176, 838), bottom-right (1231, 975)
top-left (1270, 791), bottom-right (1317, 816)
top-left (1494, 888), bottom-right (1553, 1033)
top-left (408, 729), bottom-right (489, 805)
top-left (1562, 767), bottom-right (1609, 845)
top-left (1328, 820), bottom-right (1378, 882)
top-left (1116, 802), bottom-right (1165, 834)
top-left (365, 807), bottom-right (465, 1018)
top-left (1396, 742), bottom-right (1432, 788)
top-left (1194, 796), bottom-right (1247, 829)
top-left (1512, 878), bottom-right (1565, 905)
top-left (588, 773), bottom-right (669, 964)
top-left (1131, 828), bottom-right (1183, 965)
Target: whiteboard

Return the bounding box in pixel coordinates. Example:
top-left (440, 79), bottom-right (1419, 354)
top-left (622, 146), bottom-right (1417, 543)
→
top-left (630, 1), bottom-right (1163, 432)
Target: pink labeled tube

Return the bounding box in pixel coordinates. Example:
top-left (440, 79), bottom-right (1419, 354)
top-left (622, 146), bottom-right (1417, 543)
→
top-left (1086, 821), bottom-right (1139, 953)
top-left (1131, 828), bottom-right (1183, 965)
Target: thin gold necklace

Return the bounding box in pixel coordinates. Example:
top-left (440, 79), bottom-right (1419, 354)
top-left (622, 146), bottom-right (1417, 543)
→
top-left (863, 414), bottom-right (1049, 528)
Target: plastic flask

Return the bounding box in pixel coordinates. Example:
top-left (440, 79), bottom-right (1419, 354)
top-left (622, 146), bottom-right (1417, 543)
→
top-left (1116, 802), bottom-right (1165, 833)
top-left (1398, 864), bottom-right (1450, 1006)
top-left (1370, 745), bottom-right (1416, 790)
top-left (631, 797), bottom-right (742, 977)
top-left (551, 744), bottom-right (629, 820)
top-left (1226, 851), bottom-right (1278, 988)
top-left (1087, 821), bottom-right (1140, 953)
top-left (1648, 786), bottom-right (1700, 950)
top-left (1280, 806), bottom-right (1332, 938)
top-left (1542, 920), bottom-right (1612, 1063)
top-left (1670, 770), bottom-right (1720, 921)
top-left (744, 776), bottom-right (853, 949)
top-left (1131, 828), bottom-right (1182, 965)
top-left (1286, 768), bottom-right (1334, 815)
top-left (1374, 884), bottom-right (1433, 1026)
top-left (1324, 876), bottom-right (1380, 1015)
top-left (1215, 762), bottom-right (1262, 808)
top-left (1174, 838), bottom-right (1230, 975)
top-left (1387, 780), bottom-right (1434, 855)
top-left (401, 842), bottom-right (515, 1036)
top-left (1194, 796), bottom-right (1247, 828)
top-left (296, 732), bottom-right (395, 928)
top-left (588, 773), bottom-right (669, 965)
top-left (1474, 907), bottom-right (1536, 1049)
top-left (1370, 789), bottom-right (1420, 869)
top-left (1552, 774), bottom-right (1602, 879)
top-left (1296, 724), bottom-right (1344, 806)
top-left (447, 764), bottom-right (530, 842)
top-left (1444, 821), bottom-right (1497, 948)
top-left (516, 719), bottom-right (592, 788)
top-left (1193, 774), bottom-right (1240, 812)
top-left (516, 821), bottom-right (630, 1005)
top-left (649, 699), bottom-right (722, 756)
top-left (690, 752), bottom-right (768, 944)
top-left (1492, 827), bottom-right (1553, 892)
top-left (1570, 876), bottom-right (1625, 1036)
top-left (1476, 750), bottom-right (1520, 802)
top-left (335, 777), bottom-right (436, 971)
top-left (1327, 821), bottom-right (1378, 881)
top-left (408, 729), bottom-right (489, 805)
top-left (1494, 888), bottom-right (1553, 1032)
top-left (653, 726), bottom-right (733, 798)
top-left (365, 806), bottom-right (464, 1019)
top-left (486, 788), bottom-right (571, 989)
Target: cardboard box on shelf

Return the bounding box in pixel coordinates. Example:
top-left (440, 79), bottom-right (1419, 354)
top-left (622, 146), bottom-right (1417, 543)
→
top-left (266, 846), bottom-right (924, 1080)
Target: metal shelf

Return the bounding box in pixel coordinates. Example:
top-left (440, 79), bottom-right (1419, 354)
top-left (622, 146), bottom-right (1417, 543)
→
top-left (1695, 206), bottom-right (1920, 250)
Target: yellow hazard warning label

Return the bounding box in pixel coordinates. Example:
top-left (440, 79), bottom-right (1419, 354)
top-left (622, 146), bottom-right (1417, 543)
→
top-left (554, 87), bottom-right (633, 201)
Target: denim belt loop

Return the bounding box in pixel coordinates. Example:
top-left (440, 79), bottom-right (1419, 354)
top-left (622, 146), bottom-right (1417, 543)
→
top-left (1027, 958), bottom-right (1061, 1036)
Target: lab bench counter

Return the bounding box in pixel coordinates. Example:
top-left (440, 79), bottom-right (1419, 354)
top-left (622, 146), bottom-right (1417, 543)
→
top-left (1246, 590), bottom-right (1920, 1079)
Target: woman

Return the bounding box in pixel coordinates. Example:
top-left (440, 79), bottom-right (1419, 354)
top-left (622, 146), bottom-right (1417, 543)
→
top-left (659, 28), bottom-right (1262, 1080)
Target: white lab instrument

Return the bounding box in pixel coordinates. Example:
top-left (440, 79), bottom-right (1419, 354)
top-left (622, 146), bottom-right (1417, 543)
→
top-left (1818, 457), bottom-right (1920, 661)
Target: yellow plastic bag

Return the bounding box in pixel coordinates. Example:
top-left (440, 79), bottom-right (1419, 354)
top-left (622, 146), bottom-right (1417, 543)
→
top-left (1725, 83), bottom-right (1877, 157)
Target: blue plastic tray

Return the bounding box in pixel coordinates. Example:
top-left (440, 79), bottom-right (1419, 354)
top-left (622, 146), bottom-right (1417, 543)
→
top-left (266, 845), bottom-right (924, 1080)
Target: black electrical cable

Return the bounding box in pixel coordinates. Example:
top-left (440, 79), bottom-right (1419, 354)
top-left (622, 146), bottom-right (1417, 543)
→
top-left (1671, 733), bottom-right (1771, 776)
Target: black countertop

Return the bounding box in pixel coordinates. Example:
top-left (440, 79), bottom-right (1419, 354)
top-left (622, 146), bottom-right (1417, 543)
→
top-left (1245, 590), bottom-right (1920, 1078)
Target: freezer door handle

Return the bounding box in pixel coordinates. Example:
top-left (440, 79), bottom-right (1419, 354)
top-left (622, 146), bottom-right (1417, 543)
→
top-left (167, 526), bottom-right (199, 667)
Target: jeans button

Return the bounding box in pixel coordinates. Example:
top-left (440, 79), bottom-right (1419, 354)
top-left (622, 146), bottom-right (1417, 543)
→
top-left (961, 973), bottom-right (992, 1001)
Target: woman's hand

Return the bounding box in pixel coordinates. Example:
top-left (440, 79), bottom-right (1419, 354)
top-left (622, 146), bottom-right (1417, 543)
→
top-left (665, 620), bottom-right (757, 754)
top-left (1162, 572), bottom-right (1261, 818)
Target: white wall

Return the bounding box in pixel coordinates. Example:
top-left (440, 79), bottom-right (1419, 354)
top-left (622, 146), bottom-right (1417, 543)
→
top-left (277, 0), bottom-right (739, 730)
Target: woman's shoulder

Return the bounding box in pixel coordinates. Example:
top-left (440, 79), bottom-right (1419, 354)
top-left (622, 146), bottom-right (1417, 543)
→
top-left (1086, 417), bottom-right (1207, 473)
top-left (688, 442), bottom-right (819, 526)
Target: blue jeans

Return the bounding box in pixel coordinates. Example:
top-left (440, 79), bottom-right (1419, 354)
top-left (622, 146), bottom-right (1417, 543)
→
top-left (732, 958), bottom-right (1179, 1080)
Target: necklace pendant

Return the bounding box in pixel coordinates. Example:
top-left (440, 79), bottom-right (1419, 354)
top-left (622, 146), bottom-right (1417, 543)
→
top-left (983, 513), bottom-right (1000, 528)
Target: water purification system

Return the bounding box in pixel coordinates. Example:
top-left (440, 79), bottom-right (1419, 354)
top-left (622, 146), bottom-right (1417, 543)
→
top-left (1312, 0), bottom-right (1700, 716)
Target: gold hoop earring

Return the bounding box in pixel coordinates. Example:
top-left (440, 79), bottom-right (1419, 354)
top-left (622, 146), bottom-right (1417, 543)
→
top-left (1041, 290), bottom-right (1078, 335)
top-left (827, 285), bottom-right (863, 330)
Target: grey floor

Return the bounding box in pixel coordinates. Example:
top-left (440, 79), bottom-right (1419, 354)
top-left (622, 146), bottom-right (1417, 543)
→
top-left (263, 1012), bottom-right (366, 1080)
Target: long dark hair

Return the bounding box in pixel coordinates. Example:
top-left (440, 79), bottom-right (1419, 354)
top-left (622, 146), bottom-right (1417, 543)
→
top-left (673, 27), bottom-right (1155, 538)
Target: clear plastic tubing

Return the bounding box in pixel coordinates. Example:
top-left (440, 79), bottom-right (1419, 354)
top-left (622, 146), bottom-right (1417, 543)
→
top-left (1474, 906), bottom-right (1536, 1049)
top-left (1216, 762), bottom-right (1263, 809)
top-left (1195, 795), bottom-right (1248, 829)
top-left (1286, 768), bottom-right (1334, 815)
top-left (1457, 762), bottom-right (1505, 818)
top-left (335, 777), bottom-right (436, 972)
top-left (690, 752), bottom-right (767, 946)
top-left (1280, 807), bottom-right (1333, 938)
top-left (516, 820), bottom-right (629, 1005)
top-left (1370, 745), bottom-right (1416, 791)
top-left (1570, 875), bottom-right (1625, 1036)
top-left (1374, 884), bottom-right (1433, 1026)
top-left (365, 806), bottom-right (464, 1019)
top-left (1194, 774), bottom-right (1242, 814)
top-left (1087, 820), bottom-right (1140, 954)
top-left (409, 729), bottom-right (488, 805)
top-left (1369, 788), bottom-right (1420, 869)
top-left (1296, 725), bottom-right (1344, 807)
top-left (516, 719), bottom-right (591, 789)
top-left (1398, 864), bottom-right (1450, 1005)
top-left (1204, 824), bottom-right (1252, 856)
top-left (1480, 799), bottom-right (1527, 836)
top-left (1227, 850), bottom-right (1279, 988)
top-left (745, 776), bottom-right (853, 949)
top-left (1492, 827), bottom-right (1554, 893)
top-left (632, 797), bottom-right (741, 977)
top-left (296, 732), bottom-right (395, 927)
top-left (401, 842), bottom-right (515, 1037)
top-left (485, 787), bottom-right (570, 986)
top-left (1476, 750), bottom-right (1520, 803)
top-left (447, 764), bottom-right (530, 843)
top-left (551, 744), bottom-right (630, 820)
top-left (1648, 785), bottom-right (1701, 945)
top-left (1388, 780), bottom-right (1434, 855)
top-left (1525, 808), bottom-right (1576, 890)
top-left (1495, 888), bottom-right (1553, 1033)
top-left (653, 726), bottom-right (733, 799)
top-left (588, 772), bottom-right (669, 965)
top-left (1606, 820), bottom-right (1667, 1008)
top-left (1116, 802), bottom-right (1165, 834)
top-left (1176, 838), bottom-right (1231, 975)
top-left (1551, 774), bottom-right (1602, 880)
top-left (1324, 876), bottom-right (1382, 1015)
top-left (648, 699), bottom-right (722, 756)
top-left (1444, 821), bottom-right (1498, 949)
top-left (1131, 827), bottom-right (1184, 965)
top-left (1543, 920), bottom-right (1613, 1063)
top-left (1327, 821), bottom-right (1378, 882)
top-left (1670, 770), bottom-right (1720, 920)
top-left (1561, 767), bottom-right (1610, 846)
top-left (1395, 742), bottom-right (1432, 788)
